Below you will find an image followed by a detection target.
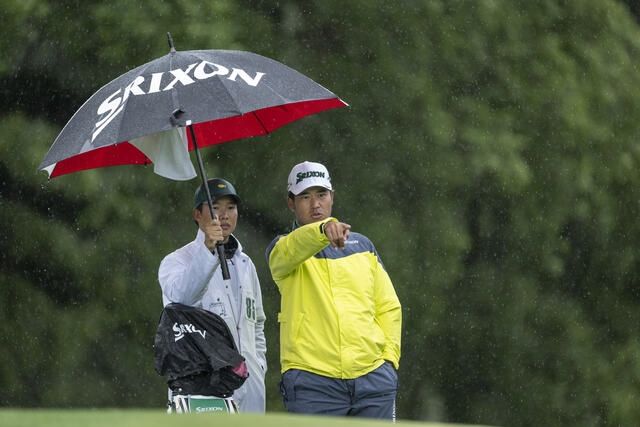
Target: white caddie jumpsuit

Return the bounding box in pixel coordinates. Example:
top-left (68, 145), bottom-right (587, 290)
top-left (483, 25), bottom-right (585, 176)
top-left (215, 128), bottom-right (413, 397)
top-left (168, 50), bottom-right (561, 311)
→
top-left (158, 230), bottom-right (267, 412)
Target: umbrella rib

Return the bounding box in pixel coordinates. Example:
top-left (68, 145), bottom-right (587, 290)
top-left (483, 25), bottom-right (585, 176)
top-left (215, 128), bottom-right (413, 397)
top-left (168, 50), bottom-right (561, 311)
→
top-left (91, 60), bottom-right (165, 148)
top-left (188, 51), bottom-right (244, 119)
top-left (251, 109), bottom-right (272, 135)
top-left (190, 50), bottom-right (327, 130)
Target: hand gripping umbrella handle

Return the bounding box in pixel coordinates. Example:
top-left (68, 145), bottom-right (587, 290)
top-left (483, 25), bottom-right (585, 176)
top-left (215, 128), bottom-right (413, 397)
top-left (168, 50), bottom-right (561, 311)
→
top-left (204, 185), bottom-right (231, 281)
top-left (203, 186), bottom-right (231, 281)
top-left (187, 123), bottom-right (231, 280)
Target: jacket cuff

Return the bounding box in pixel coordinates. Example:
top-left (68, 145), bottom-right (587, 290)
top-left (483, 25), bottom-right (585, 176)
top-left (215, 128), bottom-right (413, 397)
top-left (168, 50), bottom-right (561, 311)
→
top-left (319, 217), bottom-right (338, 238)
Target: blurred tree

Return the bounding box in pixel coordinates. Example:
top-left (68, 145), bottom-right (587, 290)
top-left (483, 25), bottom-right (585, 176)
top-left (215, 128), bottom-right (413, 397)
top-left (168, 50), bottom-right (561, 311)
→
top-left (620, 0), bottom-right (640, 21)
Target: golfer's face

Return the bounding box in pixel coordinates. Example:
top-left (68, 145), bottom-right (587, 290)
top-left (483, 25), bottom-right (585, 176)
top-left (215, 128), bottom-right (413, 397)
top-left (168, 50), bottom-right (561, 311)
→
top-left (290, 187), bottom-right (333, 225)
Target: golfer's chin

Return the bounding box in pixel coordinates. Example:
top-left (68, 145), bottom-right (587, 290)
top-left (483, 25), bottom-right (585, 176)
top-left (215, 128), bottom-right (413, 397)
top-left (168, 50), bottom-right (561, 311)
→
top-left (307, 213), bottom-right (328, 223)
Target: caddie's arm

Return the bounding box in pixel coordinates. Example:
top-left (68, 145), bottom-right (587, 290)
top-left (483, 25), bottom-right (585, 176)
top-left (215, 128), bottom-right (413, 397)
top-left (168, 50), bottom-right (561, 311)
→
top-left (159, 233), bottom-right (221, 306)
top-left (373, 256), bottom-right (402, 370)
top-left (268, 217), bottom-right (340, 281)
top-left (251, 267), bottom-right (268, 371)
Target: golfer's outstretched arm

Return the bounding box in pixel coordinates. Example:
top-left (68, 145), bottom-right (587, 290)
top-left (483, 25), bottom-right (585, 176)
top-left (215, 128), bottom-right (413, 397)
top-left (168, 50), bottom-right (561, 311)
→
top-left (267, 218), bottom-right (338, 281)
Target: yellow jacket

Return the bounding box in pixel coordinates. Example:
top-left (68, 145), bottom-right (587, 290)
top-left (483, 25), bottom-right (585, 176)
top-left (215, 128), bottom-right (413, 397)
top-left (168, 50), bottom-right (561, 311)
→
top-left (266, 218), bottom-right (401, 379)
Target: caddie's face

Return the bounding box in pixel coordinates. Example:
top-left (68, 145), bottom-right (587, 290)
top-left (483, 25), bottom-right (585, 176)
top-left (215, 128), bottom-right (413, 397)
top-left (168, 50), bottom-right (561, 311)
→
top-left (288, 187), bottom-right (334, 225)
top-left (193, 196), bottom-right (238, 242)
top-left (213, 196), bottom-right (238, 239)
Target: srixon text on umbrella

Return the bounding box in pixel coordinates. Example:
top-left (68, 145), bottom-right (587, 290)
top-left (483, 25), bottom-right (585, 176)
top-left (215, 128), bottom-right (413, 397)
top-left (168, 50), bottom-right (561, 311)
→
top-left (93, 61), bottom-right (265, 142)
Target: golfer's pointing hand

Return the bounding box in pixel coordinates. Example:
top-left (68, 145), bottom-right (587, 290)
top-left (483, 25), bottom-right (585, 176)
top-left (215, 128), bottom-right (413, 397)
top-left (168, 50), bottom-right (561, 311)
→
top-left (203, 217), bottom-right (224, 250)
top-left (324, 221), bottom-right (351, 249)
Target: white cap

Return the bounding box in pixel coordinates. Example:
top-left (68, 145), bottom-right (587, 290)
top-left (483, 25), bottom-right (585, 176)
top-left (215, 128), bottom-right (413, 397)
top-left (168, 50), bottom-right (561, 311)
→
top-left (287, 161), bottom-right (333, 195)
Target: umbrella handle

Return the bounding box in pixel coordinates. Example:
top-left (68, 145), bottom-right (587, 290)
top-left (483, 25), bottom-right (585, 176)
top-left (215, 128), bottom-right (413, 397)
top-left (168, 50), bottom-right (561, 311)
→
top-left (215, 244), bottom-right (230, 281)
top-left (188, 123), bottom-right (231, 281)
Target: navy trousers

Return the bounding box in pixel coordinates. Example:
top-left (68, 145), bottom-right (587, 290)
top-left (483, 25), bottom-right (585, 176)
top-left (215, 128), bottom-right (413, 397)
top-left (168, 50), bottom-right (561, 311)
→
top-left (280, 362), bottom-right (398, 420)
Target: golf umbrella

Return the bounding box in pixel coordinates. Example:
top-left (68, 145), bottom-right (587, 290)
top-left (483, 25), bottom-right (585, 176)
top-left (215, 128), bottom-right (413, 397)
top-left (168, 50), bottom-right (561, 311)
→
top-left (39, 33), bottom-right (347, 279)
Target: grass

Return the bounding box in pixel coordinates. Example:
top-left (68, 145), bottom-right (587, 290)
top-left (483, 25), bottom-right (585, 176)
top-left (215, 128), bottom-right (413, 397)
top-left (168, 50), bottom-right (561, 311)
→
top-left (0, 409), bottom-right (490, 427)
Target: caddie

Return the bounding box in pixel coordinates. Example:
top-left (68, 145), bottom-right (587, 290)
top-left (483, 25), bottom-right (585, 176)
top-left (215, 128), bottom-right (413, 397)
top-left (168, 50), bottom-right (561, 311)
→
top-left (159, 178), bottom-right (267, 413)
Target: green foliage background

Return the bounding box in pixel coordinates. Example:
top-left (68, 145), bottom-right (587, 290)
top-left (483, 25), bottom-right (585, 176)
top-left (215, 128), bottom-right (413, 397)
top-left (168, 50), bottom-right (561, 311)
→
top-left (2, 1), bottom-right (640, 426)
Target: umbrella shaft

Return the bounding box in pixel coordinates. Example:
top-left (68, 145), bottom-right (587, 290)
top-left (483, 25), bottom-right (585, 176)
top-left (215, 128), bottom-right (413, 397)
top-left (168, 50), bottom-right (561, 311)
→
top-left (189, 125), bottom-right (231, 281)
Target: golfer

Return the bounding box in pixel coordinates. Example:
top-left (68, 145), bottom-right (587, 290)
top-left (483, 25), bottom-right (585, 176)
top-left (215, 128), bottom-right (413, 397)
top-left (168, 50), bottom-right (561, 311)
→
top-left (266, 161), bottom-right (401, 419)
top-left (159, 178), bottom-right (267, 412)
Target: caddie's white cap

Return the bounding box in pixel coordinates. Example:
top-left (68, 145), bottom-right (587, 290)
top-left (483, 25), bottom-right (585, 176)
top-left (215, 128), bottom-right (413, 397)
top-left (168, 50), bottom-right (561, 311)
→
top-left (287, 161), bottom-right (333, 195)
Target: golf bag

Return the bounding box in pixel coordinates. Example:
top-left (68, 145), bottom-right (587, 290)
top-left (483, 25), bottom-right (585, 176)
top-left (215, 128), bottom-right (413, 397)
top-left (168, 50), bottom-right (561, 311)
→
top-left (154, 303), bottom-right (248, 413)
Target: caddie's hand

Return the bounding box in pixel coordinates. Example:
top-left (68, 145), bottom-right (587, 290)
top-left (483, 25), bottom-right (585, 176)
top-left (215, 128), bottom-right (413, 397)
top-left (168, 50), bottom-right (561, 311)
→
top-left (324, 221), bottom-right (351, 249)
top-left (203, 217), bottom-right (224, 250)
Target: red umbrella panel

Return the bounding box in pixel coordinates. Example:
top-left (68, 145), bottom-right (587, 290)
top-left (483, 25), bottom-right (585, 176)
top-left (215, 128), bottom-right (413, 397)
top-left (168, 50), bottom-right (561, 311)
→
top-left (44, 98), bottom-right (345, 178)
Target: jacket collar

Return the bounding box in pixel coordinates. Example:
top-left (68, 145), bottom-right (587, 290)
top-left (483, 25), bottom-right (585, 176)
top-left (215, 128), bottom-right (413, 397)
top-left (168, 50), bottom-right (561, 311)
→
top-left (195, 229), bottom-right (243, 257)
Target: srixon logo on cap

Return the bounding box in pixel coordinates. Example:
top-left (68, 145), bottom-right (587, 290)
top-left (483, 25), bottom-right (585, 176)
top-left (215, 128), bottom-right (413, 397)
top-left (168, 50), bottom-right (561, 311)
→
top-left (296, 171), bottom-right (326, 184)
top-left (92, 61), bottom-right (266, 142)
